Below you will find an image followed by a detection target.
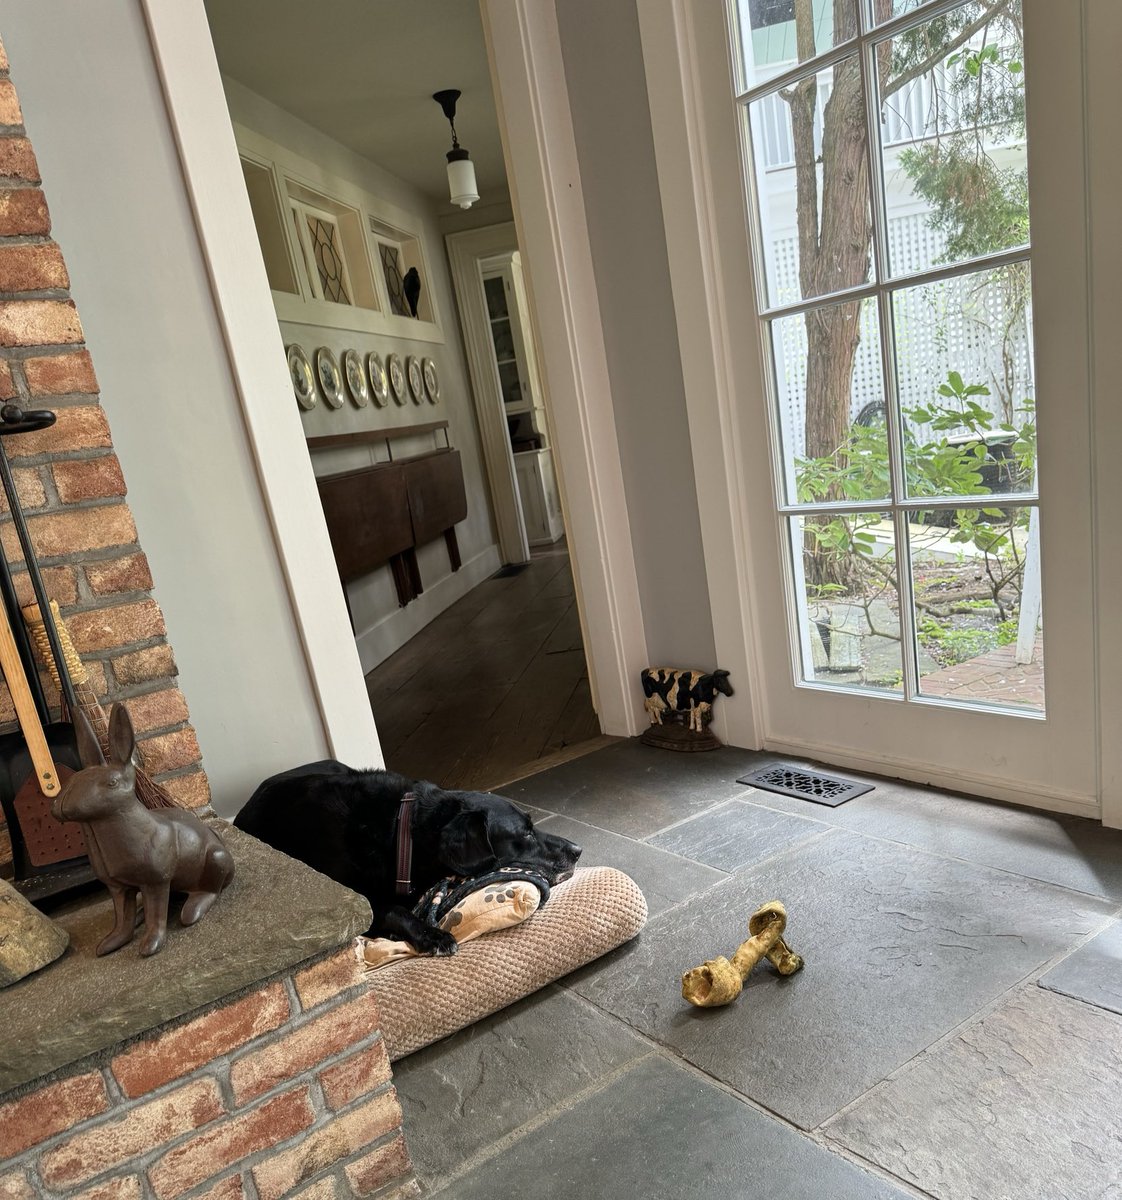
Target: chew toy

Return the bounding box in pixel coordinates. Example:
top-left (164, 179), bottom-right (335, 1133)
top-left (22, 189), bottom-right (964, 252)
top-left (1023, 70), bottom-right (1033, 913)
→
top-left (681, 900), bottom-right (803, 1008)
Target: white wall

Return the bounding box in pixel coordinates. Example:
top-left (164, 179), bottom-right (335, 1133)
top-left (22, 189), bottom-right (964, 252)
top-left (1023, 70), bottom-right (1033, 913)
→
top-left (0, 3), bottom-right (353, 813)
top-left (223, 78), bottom-right (501, 670)
top-left (555, 0), bottom-right (717, 670)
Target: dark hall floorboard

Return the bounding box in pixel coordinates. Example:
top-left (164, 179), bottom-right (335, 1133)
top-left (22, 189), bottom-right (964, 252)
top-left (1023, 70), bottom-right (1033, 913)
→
top-left (365, 552), bottom-right (605, 792)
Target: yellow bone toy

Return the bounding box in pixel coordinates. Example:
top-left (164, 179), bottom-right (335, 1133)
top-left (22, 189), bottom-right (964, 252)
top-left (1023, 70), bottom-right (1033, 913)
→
top-left (681, 900), bottom-right (803, 1008)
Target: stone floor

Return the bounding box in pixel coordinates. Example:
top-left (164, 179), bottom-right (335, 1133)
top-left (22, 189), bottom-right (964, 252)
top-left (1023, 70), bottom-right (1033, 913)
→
top-left (392, 739), bottom-right (1122, 1199)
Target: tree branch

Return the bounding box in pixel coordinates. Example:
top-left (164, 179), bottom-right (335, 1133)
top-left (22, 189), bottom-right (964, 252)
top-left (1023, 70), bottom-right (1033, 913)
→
top-left (882, 1), bottom-right (1011, 102)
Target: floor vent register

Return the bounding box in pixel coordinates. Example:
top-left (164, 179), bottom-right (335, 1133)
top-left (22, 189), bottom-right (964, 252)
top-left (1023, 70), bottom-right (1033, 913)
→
top-left (737, 763), bottom-right (874, 808)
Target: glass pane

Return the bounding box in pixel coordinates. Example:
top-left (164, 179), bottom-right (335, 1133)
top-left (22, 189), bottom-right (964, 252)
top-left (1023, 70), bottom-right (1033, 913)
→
top-left (892, 264), bottom-right (1035, 499)
top-left (909, 505), bottom-right (1043, 710)
top-left (491, 318), bottom-right (515, 362)
top-left (379, 243), bottom-right (408, 316)
top-left (306, 216), bottom-right (350, 305)
top-left (877, 1), bottom-right (1028, 277)
top-left (498, 362), bottom-right (523, 406)
top-left (771, 297), bottom-right (888, 505)
top-left (791, 511), bottom-right (903, 691)
top-left (873, 0), bottom-right (941, 24)
top-left (736, 0), bottom-right (858, 82)
top-left (746, 55), bottom-right (873, 308)
top-left (484, 275), bottom-right (508, 320)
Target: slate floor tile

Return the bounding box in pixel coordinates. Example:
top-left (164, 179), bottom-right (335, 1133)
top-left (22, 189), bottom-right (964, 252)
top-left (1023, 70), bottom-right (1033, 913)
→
top-left (392, 985), bottom-right (648, 1184)
top-left (737, 756), bottom-right (1122, 901)
top-left (505, 738), bottom-right (760, 838)
top-left (827, 986), bottom-right (1122, 1200)
top-left (567, 829), bottom-right (1115, 1129)
top-left (432, 1054), bottom-right (913, 1200)
top-left (533, 813), bottom-right (726, 918)
top-left (648, 798), bottom-right (828, 873)
top-left (1039, 919), bottom-right (1122, 1016)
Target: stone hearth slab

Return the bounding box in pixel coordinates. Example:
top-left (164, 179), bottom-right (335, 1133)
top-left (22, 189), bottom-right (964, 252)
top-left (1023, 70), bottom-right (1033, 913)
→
top-left (648, 799), bottom-right (828, 873)
top-left (565, 829), bottom-right (1114, 1128)
top-left (827, 986), bottom-right (1122, 1200)
top-left (505, 739), bottom-right (759, 839)
top-left (1038, 920), bottom-right (1122, 1015)
top-left (393, 985), bottom-right (648, 1185)
top-left (533, 813), bottom-right (726, 918)
top-left (433, 1054), bottom-right (911, 1199)
top-left (734, 759), bottom-right (1122, 900)
top-left (0, 821), bottom-right (371, 1093)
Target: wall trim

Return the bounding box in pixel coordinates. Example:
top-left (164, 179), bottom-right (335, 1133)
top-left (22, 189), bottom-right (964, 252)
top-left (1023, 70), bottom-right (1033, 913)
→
top-left (480, 0), bottom-right (649, 736)
top-left (139, 0), bottom-right (382, 766)
top-left (763, 734), bottom-right (1101, 821)
top-left (355, 544), bottom-right (502, 674)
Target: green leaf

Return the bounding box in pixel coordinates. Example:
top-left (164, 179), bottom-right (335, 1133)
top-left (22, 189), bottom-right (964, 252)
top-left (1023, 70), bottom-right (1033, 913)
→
top-left (947, 371), bottom-right (964, 392)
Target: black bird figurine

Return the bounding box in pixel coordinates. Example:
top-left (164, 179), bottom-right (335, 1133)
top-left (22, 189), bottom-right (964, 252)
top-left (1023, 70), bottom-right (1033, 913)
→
top-left (403, 267), bottom-right (422, 318)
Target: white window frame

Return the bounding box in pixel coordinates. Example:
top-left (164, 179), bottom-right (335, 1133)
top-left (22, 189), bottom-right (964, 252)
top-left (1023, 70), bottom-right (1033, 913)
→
top-left (734, 3), bottom-right (1040, 714)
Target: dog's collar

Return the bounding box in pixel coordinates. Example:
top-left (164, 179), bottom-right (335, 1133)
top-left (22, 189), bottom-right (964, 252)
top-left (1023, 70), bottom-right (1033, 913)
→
top-left (395, 792), bottom-right (415, 897)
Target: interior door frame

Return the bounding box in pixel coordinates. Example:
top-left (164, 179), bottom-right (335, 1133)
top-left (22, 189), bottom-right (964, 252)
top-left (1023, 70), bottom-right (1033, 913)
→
top-left (140, 0), bottom-right (650, 741)
top-left (638, 0), bottom-right (1106, 819)
top-left (446, 223), bottom-right (531, 567)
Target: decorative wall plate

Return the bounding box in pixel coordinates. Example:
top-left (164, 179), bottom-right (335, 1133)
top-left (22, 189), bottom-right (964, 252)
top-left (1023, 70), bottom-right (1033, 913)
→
top-left (315, 347), bottom-right (344, 409)
top-left (422, 357), bottom-right (440, 405)
top-left (367, 351), bottom-right (389, 408)
top-left (342, 349), bottom-right (369, 407)
top-left (387, 353), bottom-right (407, 406)
top-left (406, 355), bottom-right (425, 405)
top-left (287, 344), bottom-right (317, 411)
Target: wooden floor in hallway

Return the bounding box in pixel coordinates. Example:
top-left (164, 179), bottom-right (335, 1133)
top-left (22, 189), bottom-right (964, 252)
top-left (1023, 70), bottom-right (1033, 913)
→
top-left (365, 549), bottom-right (605, 792)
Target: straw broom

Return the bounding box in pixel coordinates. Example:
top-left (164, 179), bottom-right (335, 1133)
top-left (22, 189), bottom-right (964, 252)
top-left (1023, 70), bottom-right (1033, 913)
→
top-left (21, 600), bottom-right (177, 810)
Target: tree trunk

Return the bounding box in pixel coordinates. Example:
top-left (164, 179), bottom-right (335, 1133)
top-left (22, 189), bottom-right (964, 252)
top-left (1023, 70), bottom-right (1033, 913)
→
top-left (786, 0), bottom-right (894, 588)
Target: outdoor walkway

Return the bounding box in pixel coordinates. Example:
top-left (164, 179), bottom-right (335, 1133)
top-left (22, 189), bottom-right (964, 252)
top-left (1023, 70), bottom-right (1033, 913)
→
top-left (920, 634), bottom-right (1044, 708)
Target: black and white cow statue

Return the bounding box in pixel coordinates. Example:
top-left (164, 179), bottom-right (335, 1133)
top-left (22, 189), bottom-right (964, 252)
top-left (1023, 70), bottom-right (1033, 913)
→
top-left (641, 667), bottom-right (734, 733)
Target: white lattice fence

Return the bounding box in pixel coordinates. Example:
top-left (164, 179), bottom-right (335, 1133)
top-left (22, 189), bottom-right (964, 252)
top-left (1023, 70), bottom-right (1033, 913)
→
top-left (772, 213), bottom-right (1034, 462)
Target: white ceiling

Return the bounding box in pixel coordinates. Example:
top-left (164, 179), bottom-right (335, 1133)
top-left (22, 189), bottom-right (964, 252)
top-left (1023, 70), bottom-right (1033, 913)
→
top-left (203, 0), bottom-right (508, 207)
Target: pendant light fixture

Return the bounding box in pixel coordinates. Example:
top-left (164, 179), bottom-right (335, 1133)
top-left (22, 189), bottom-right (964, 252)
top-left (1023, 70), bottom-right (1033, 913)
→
top-left (432, 89), bottom-right (479, 210)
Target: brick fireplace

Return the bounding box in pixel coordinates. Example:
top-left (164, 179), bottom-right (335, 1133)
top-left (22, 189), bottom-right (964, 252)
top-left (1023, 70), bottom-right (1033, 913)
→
top-left (0, 33), bottom-right (208, 876)
top-left (0, 827), bottom-right (418, 1200)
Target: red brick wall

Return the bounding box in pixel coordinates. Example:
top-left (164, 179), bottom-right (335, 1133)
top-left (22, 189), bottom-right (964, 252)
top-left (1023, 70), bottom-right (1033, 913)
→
top-left (0, 34), bottom-right (209, 871)
top-left (0, 945), bottom-right (416, 1200)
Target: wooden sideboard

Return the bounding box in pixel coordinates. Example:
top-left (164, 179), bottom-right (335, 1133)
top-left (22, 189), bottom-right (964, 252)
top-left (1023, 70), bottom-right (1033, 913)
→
top-left (315, 427), bottom-right (467, 609)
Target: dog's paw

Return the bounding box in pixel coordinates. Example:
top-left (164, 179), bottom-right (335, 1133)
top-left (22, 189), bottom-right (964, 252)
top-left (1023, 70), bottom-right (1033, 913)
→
top-left (415, 927), bottom-right (459, 957)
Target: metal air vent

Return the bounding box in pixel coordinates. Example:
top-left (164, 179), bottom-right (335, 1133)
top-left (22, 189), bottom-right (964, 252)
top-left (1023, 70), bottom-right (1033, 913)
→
top-left (737, 763), bottom-right (873, 807)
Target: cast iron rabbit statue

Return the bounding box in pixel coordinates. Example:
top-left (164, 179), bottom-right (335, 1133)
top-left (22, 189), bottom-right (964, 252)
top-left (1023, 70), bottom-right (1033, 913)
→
top-left (52, 702), bottom-right (234, 956)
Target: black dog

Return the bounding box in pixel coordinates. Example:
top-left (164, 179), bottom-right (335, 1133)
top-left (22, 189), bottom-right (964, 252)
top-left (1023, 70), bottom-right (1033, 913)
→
top-left (234, 760), bottom-right (582, 955)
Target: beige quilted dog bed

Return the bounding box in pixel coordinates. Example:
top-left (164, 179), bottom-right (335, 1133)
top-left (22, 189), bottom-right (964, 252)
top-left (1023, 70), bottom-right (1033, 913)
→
top-left (364, 866), bottom-right (647, 1060)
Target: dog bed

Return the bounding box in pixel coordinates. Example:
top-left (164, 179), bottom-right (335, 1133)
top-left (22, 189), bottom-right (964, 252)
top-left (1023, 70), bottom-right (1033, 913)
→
top-left (364, 866), bottom-right (647, 1060)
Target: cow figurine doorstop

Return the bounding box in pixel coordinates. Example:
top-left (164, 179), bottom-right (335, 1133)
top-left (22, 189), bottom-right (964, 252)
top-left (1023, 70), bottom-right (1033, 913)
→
top-left (640, 667), bottom-right (733, 752)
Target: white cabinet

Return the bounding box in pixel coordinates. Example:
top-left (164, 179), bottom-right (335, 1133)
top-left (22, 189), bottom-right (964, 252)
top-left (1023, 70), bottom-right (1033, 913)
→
top-left (514, 448), bottom-right (564, 546)
top-left (481, 252), bottom-right (563, 547)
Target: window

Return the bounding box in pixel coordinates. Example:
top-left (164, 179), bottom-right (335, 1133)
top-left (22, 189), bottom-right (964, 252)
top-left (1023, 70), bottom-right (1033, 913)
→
top-left (732, 0), bottom-right (1041, 711)
top-left (291, 200), bottom-right (353, 305)
top-left (369, 217), bottom-right (431, 323)
top-left (283, 180), bottom-right (379, 312)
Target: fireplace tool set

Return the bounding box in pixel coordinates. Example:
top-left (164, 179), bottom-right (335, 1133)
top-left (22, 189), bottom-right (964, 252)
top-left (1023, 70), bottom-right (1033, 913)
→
top-left (0, 403), bottom-right (172, 904)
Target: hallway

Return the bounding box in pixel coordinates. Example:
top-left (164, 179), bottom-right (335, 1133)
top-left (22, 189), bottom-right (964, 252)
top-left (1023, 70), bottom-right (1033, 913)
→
top-left (365, 551), bottom-right (605, 791)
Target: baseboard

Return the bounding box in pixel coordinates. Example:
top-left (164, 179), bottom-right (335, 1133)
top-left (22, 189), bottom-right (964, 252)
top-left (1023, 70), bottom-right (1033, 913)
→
top-left (354, 544), bottom-right (502, 673)
top-left (762, 734), bottom-right (1102, 820)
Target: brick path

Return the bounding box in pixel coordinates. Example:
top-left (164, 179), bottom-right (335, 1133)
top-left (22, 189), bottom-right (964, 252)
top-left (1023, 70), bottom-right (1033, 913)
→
top-left (920, 635), bottom-right (1044, 708)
